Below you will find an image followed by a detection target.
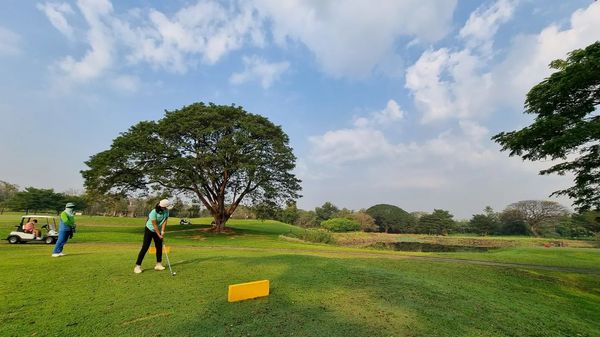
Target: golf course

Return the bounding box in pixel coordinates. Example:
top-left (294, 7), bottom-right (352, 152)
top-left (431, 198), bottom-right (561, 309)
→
top-left (1, 213), bottom-right (599, 337)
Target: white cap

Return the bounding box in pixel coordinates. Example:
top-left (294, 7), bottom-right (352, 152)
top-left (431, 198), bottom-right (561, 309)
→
top-left (159, 199), bottom-right (173, 209)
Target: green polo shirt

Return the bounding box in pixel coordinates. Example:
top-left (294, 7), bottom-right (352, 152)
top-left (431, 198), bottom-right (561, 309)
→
top-left (146, 209), bottom-right (169, 232)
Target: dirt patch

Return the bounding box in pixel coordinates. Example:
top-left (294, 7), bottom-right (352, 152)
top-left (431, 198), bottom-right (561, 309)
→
top-left (199, 227), bottom-right (237, 234)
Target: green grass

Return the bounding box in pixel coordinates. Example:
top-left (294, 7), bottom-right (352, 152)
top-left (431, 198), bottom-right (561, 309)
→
top-left (1, 215), bottom-right (600, 336)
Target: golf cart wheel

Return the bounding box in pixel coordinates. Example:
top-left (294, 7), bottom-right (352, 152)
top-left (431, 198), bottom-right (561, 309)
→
top-left (8, 236), bottom-right (20, 244)
top-left (45, 237), bottom-right (55, 244)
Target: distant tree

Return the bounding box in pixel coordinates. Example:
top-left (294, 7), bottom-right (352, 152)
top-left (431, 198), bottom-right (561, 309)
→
top-left (571, 210), bottom-right (600, 234)
top-left (351, 210), bottom-right (378, 232)
top-left (169, 197), bottom-right (186, 217)
top-left (84, 192), bottom-right (130, 216)
top-left (333, 208), bottom-right (354, 219)
top-left (502, 200), bottom-right (569, 237)
top-left (321, 218), bottom-right (361, 232)
top-left (469, 206), bottom-right (500, 235)
top-left (82, 103), bottom-right (301, 232)
top-left (231, 205), bottom-right (255, 219)
top-left (366, 204), bottom-right (415, 233)
top-left (417, 209), bottom-right (455, 235)
top-left (493, 42), bottom-right (600, 211)
top-left (5, 187), bottom-right (65, 214)
top-left (295, 210), bottom-right (318, 228)
top-left (279, 202), bottom-right (300, 224)
top-left (498, 208), bottom-right (529, 235)
top-left (187, 203), bottom-right (202, 218)
top-left (0, 181), bottom-right (18, 214)
top-left (410, 211), bottom-right (429, 220)
top-left (315, 202), bottom-right (339, 223)
top-left (452, 219), bottom-right (471, 234)
top-left (253, 201), bottom-right (281, 221)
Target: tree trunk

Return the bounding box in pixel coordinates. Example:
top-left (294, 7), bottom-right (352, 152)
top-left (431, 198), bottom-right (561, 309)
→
top-left (529, 224), bottom-right (540, 237)
top-left (211, 212), bottom-right (231, 233)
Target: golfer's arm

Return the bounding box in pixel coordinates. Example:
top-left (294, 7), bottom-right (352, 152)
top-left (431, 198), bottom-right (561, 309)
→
top-left (152, 220), bottom-right (161, 234)
top-left (161, 219), bottom-right (167, 235)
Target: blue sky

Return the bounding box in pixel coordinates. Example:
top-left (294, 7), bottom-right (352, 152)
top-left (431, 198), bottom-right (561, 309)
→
top-left (0, 0), bottom-right (598, 218)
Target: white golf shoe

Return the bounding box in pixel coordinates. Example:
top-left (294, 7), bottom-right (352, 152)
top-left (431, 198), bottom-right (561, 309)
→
top-left (134, 265), bottom-right (143, 274)
top-left (154, 263), bottom-right (165, 271)
top-left (51, 253), bottom-right (60, 257)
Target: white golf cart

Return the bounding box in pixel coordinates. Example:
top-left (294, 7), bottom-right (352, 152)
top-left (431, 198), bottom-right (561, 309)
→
top-left (6, 215), bottom-right (59, 244)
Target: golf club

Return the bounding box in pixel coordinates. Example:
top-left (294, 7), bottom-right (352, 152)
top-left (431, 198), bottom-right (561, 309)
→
top-left (163, 239), bottom-right (176, 276)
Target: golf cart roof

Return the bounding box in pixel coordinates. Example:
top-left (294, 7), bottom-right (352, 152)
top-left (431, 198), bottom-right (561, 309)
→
top-left (21, 215), bottom-right (57, 219)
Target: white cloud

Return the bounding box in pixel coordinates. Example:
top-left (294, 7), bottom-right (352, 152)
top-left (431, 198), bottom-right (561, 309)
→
top-left (0, 27), bottom-right (21, 56)
top-left (494, 2), bottom-right (600, 109)
top-left (230, 55), bottom-right (289, 88)
top-left (253, 0), bottom-right (457, 78)
top-left (37, 2), bottom-right (75, 40)
top-left (459, 120), bottom-right (489, 141)
top-left (119, 1), bottom-right (264, 73)
top-left (111, 74), bottom-right (140, 93)
top-left (56, 0), bottom-right (114, 82)
top-left (406, 1), bottom-right (600, 125)
top-left (309, 127), bottom-right (396, 165)
top-left (459, 0), bottom-right (516, 54)
top-left (44, 0), bottom-right (266, 85)
top-left (405, 0), bottom-right (518, 124)
top-left (353, 99), bottom-right (404, 128)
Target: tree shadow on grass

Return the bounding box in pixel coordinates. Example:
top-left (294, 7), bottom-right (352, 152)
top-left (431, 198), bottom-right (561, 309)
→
top-left (162, 253), bottom-right (600, 337)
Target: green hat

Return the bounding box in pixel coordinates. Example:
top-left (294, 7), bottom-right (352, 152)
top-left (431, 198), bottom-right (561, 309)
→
top-left (65, 202), bottom-right (76, 208)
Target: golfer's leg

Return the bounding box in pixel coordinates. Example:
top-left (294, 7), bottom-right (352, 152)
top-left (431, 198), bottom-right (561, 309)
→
top-left (135, 228), bottom-right (152, 265)
top-left (53, 230), bottom-right (69, 254)
top-left (152, 232), bottom-right (163, 263)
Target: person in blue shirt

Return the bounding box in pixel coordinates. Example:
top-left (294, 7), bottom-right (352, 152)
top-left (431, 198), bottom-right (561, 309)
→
top-left (52, 202), bottom-right (77, 257)
top-left (134, 199), bottom-right (172, 274)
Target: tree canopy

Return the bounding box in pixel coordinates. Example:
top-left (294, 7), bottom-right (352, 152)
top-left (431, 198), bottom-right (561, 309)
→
top-left (503, 200), bottom-right (569, 237)
top-left (3, 187), bottom-right (85, 214)
top-left (417, 209), bottom-right (455, 235)
top-left (366, 204), bottom-right (414, 233)
top-left (81, 102), bottom-right (301, 231)
top-left (493, 41), bottom-right (600, 211)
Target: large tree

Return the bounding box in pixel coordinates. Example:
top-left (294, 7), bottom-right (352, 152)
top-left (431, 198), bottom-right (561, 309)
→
top-left (493, 42), bottom-right (600, 211)
top-left (502, 200), bottom-right (569, 237)
top-left (366, 204), bottom-right (415, 233)
top-left (82, 103), bottom-right (301, 232)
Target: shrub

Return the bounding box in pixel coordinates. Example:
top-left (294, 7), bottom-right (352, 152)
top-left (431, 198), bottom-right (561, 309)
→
top-left (321, 218), bottom-right (361, 232)
top-left (282, 229), bottom-right (335, 244)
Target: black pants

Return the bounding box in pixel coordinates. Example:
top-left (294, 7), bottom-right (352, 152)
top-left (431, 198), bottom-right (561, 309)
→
top-left (136, 227), bottom-right (162, 265)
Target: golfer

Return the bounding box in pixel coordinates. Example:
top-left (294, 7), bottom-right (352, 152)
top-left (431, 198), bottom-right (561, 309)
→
top-left (52, 202), bottom-right (77, 257)
top-left (134, 199), bottom-right (172, 274)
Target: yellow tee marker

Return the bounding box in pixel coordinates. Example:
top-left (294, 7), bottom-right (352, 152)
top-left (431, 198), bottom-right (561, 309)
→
top-left (228, 280), bottom-right (270, 302)
top-left (149, 246), bottom-right (170, 254)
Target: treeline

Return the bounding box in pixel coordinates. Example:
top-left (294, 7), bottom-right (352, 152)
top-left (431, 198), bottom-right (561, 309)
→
top-left (255, 201), bottom-right (599, 239)
top-left (1, 181), bottom-right (598, 238)
top-left (0, 181), bottom-right (204, 218)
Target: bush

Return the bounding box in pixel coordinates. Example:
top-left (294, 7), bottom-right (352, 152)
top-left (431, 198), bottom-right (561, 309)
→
top-left (321, 218), bottom-right (361, 232)
top-left (282, 229), bottom-right (335, 244)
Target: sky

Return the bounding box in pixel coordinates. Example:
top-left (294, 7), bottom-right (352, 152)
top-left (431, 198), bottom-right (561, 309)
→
top-left (0, 0), bottom-right (599, 219)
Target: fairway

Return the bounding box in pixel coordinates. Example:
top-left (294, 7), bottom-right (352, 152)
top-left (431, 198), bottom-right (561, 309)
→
top-left (1, 216), bottom-right (599, 336)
